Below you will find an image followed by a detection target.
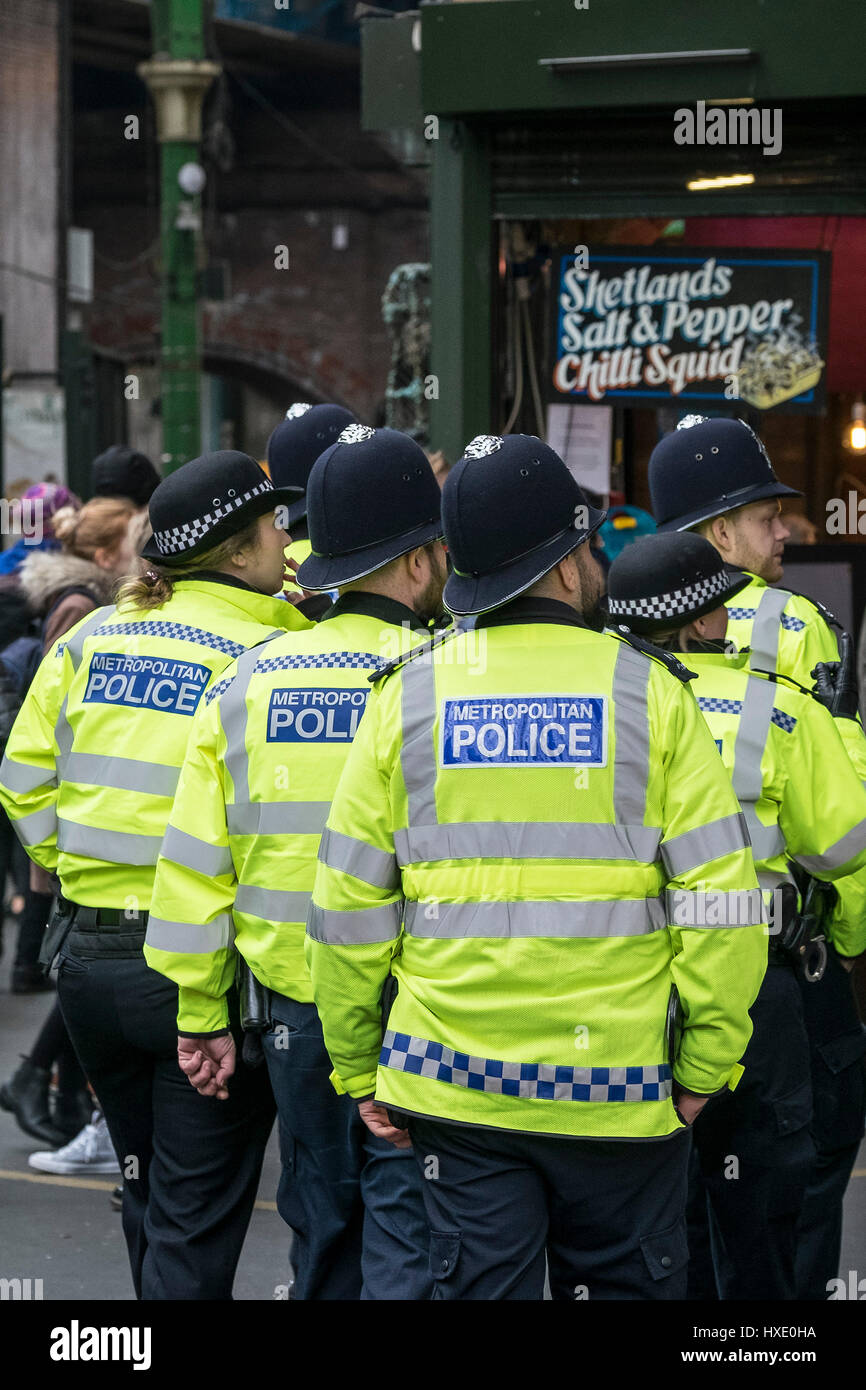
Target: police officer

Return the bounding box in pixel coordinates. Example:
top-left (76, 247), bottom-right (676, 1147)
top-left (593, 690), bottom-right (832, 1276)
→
top-left (266, 402), bottom-right (356, 615)
top-left (648, 416), bottom-right (866, 1298)
top-left (305, 433), bottom-right (768, 1301)
top-left (146, 426), bottom-right (445, 1300)
top-left (606, 531), bottom-right (866, 1300)
top-left (0, 451), bottom-right (310, 1300)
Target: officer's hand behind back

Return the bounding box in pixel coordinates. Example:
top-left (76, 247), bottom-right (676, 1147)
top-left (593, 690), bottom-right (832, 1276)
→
top-left (177, 1034), bottom-right (237, 1100)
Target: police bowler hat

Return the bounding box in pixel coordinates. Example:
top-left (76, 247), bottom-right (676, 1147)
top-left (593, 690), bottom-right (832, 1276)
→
top-left (266, 403), bottom-right (358, 527)
top-left (606, 531), bottom-right (751, 636)
top-left (295, 425), bottom-right (444, 590)
top-left (649, 415), bottom-right (801, 533)
top-left (442, 434), bottom-right (606, 616)
top-left (140, 451), bottom-right (298, 565)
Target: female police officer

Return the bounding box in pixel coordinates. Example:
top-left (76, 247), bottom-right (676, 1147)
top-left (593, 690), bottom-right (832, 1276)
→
top-left (0, 451), bottom-right (309, 1300)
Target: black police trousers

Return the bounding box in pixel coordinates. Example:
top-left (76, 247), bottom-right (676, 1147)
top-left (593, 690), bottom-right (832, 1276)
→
top-left (687, 962), bottom-right (815, 1300)
top-left (57, 950), bottom-right (275, 1300)
top-left (406, 1114), bottom-right (692, 1299)
top-left (795, 942), bottom-right (866, 1299)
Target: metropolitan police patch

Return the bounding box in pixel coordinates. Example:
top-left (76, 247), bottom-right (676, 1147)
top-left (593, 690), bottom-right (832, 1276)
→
top-left (440, 695), bottom-right (607, 768)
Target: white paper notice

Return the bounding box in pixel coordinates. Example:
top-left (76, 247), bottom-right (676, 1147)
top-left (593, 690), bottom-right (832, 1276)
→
top-left (546, 404), bottom-right (612, 496)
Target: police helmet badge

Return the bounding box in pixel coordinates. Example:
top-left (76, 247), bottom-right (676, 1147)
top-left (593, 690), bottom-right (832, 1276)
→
top-left (285, 403), bottom-right (313, 420)
top-left (463, 435), bottom-right (504, 458)
top-left (338, 424), bottom-right (376, 444)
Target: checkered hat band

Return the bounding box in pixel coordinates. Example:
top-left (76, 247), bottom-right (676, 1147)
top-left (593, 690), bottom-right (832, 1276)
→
top-left (380, 1030), bottom-right (672, 1103)
top-left (608, 568), bottom-right (731, 622)
top-left (697, 696), bottom-right (796, 734)
top-left (152, 479), bottom-right (274, 556)
top-left (94, 621), bottom-right (245, 661)
top-left (253, 650), bottom-right (381, 674)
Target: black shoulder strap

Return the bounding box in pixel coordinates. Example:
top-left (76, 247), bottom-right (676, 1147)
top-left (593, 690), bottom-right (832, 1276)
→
top-left (367, 627), bottom-right (458, 685)
top-left (607, 625), bottom-right (697, 684)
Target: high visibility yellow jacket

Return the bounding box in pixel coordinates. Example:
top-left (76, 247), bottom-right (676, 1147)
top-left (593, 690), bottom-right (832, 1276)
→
top-left (282, 537), bottom-right (313, 596)
top-left (725, 573), bottom-right (840, 687)
top-left (0, 579), bottom-right (309, 909)
top-left (684, 648), bottom-right (866, 957)
top-left (145, 593), bottom-right (431, 1033)
top-left (725, 571), bottom-right (866, 950)
top-left (306, 604), bottom-right (767, 1141)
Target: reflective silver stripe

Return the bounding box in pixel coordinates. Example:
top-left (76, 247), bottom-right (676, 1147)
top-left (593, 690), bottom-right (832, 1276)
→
top-left (666, 887), bottom-right (765, 927)
top-left (63, 752), bottom-right (179, 798)
top-left (394, 821), bottom-right (661, 865)
top-left (54, 607), bottom-right (117, 782)
top-left (318, 827), bottom-right (400, 889)
top-left (746, 817), bottom-right (786, 862)
top-left (732, 673), bottom-right (776, 806)
top-left (404, 897), bottom-right (666, 939)
top-left (235, 884), bottom-right (311, 922)
top-left (145, 913), bottom-right (235, 954)
top-left (748, 587), bottom-right (790, 670)
top-left (11, 804), bottom-right (58, 847)
top-left (0, 754), bottom-right (55, 795)
top-left (57, 818), bottom-right (162, 865)
top-left (161, 824), bottom-right (234, 877)
top-left (660, 812), bottom-right (749, 878)
top-left (55, 694), bottom-right (74, 782)
top-left (795, 817), bottom-right (866, 875)
top-left (380, 1029), bottom-right (672, 1102)
top-left (757, 868), bottom-right (794, 894)
top-left (65, 605), bottom-right (116, 671)
top-left (226, 801), bottom-right (331, 836)
top-left (401, 658), bottom-right (438, 827)
top-left (220, 645), bottom-right (263, 806)
top-left (306, 900), bottom-right (403, 944)
top-left (612, 643), bottom-right (651, 826)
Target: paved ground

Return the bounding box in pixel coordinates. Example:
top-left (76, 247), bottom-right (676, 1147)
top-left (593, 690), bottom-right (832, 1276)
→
top-left (1, 910), bottom-right (864, 1300)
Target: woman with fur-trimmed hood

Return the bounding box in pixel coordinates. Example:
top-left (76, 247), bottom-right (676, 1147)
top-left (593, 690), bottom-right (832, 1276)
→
top-left (18, 498), bottom-right (146, 655)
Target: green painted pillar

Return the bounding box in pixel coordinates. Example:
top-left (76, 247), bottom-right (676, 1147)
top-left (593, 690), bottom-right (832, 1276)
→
top-left (429, 120), bottom-right (492, 464)
top-left (140, 1), bottom-right (219, 473)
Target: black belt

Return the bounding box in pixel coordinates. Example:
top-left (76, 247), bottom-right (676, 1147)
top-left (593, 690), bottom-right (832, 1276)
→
top-left (64, 903), bottom-right (149, 960)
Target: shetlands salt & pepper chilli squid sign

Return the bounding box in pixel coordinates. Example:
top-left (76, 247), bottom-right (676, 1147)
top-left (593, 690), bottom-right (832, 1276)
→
top-left (550, 247), bottom-right (829, 412)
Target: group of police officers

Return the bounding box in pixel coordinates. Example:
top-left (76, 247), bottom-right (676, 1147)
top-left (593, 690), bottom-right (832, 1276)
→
top-left (0, 404), bottom-right (864, 1301)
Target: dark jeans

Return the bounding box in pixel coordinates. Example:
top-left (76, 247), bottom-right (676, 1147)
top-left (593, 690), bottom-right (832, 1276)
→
top-left (262, 994), bottom-right (432, 1301)
top-left (406, 1114), bottom-right (692, 1300)
top-left (795, 944), bottom-right (866, 1299)
top-left (57, 951), bottom-right (275, 1300)
top-left (688, 963), bottom-right (815, 1300)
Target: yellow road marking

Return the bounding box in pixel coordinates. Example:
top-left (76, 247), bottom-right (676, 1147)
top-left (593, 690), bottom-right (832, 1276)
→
top-left (0, 1168), bottom-right (279, 1209)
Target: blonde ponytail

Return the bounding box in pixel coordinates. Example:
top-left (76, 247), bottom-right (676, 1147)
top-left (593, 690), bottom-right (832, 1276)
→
top-left (116, 515), bottom-right (263, 613)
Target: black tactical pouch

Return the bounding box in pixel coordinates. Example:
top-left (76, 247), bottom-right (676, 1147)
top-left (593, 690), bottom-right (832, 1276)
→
top-left (38, 894), bottom-right (77, 971)
top-left (237, 956), bottom-right (270, 1067)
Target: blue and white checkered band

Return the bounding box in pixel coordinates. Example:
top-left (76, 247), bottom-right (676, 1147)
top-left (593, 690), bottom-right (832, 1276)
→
top-left (607, 569), bottom-right (731, 622)
top-left (380, 1031), bottom-right (672, 1102)
top-left (93, 620), bottom-right (245, 660)
top-left (463, 434), bottom-right (503, 459)
top-left (726, 607), bottom-right (756, 620)
top-left (781, 614), bottom-right (805, 632)
top-left (697, 696), bottom-right (797, 733)
top-left (286, 402), bottom-right (312, 420)
top-left (151, 478), bottom-right (274, 556)
top-left (205, 672), bottom-right (236, 705)
top-left (338, 424), bottom-right (376, 444)
top-left (676, 414), bottom-right (710, 431)
top-left (253, 650), bottom-right (380, 674)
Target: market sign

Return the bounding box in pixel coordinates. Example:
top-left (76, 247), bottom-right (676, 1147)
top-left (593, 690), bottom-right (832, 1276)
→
top-left (550, 247), bottom-right (829, 413)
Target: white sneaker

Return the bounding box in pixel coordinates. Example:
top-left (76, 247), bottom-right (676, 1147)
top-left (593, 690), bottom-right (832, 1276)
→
top-left (28, 1112), bottom-right (120, 1175)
